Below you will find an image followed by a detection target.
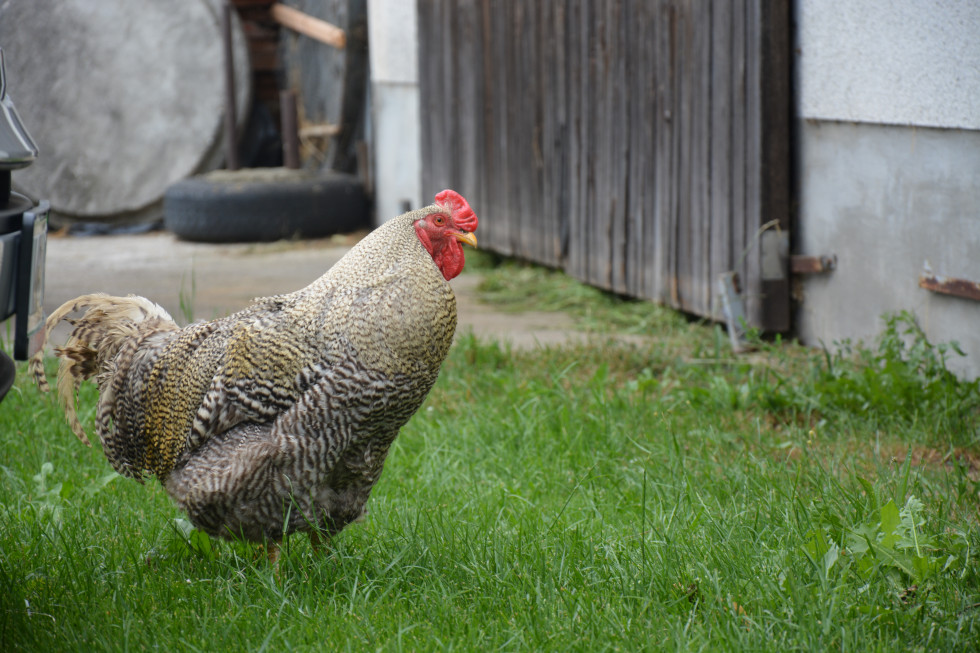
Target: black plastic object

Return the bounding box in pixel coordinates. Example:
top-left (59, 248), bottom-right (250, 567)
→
top-left (0, 49), bottom-right (39, 172)
top-left (0, 47), bottom-right (48, 406)
top-left (164, 169), bottom-right (369, 243)
top-left (14, 202), bottom-right (47, 359)
top-left (0, 198), bottom-right (48, 358)
top-left (0, 349), bottom-right (14, 402)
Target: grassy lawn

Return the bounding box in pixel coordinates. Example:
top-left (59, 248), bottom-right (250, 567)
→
top-left (2, 261), bottom-right (979, 651)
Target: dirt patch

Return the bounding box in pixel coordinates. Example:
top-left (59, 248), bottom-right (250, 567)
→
top-left (884, 443), bottom-right (980, 481)
top-left (773, 434), bottom-right (980, 485)
top-left (31, 232), bottom-right (632, 352)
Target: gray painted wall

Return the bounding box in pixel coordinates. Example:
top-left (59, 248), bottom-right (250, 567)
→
top-left (796, 122), bottom-right (980, 377)
top-left (795, 0), bottom-right (980, 377)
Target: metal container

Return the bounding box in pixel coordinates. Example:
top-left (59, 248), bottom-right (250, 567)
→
top-left (0, 47), bottom-right (48, 400)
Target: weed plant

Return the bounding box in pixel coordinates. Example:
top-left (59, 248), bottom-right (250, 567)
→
top-left (0, 268), bottom-right (977, 651)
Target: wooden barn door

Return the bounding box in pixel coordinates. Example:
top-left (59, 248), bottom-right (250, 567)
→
top-left (418, 0), bottom-right (793, 332)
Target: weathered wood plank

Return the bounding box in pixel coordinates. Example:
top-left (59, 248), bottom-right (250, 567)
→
top-left (417, 0), bottom-right (792, 332)
top-left (694, 0), bottom-right (712, 316)
top-left (478, 0), bottom-right (497, 249)
top-left (626, 0), bottom-right (651, 298)
top-left (541, 0), bottom-right (567, 266)
top-left (730, 0), bottom-right (748, 311)
top-left (652, 0), bottom-right (674, 306)
top-left (489, 0), bottom-right (512, 254)
top-left (564, 0), bottom-right (587, 282)
top-left (686, 0), bottom-right (710, 316)
top-left (453, 1), bottom-right (484, 226)
top-left (709, 0), bottom-right (733, 320)
top-left (672, 2), bottom-right (690, 310)
top-left (417, 0), bottom-right (439, 203)
top-left (515, 0), bottom-right (540, 261)
top-left (744, 0), bottom-right (763, 326)
top-left (608, 0), bottom-right (630, 295)
top-left (591, 0), bottom-right (611, 291)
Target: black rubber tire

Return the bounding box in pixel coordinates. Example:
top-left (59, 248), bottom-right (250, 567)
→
top-left (0, 350), bottom-right (15, 404)
top-left (164, 169), bottom-right (369, 243)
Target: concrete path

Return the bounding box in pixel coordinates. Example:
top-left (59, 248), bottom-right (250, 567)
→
top-left (35, 231), bottom-right (594, 351)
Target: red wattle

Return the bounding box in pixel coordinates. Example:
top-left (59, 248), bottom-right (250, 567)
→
top-left (434, 240), bottom-right (465, 280)
top-left (416, 222), bottom-right (464, 280)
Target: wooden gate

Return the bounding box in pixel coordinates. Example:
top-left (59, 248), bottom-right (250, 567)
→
top-left (418, 0), bottom-right (793, 330)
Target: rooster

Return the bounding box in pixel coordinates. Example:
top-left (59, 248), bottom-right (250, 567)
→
top-left (30, 190), bottom-right (478, 556)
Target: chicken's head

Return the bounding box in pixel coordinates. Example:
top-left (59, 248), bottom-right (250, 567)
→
top-left (415, 190), bottom-right (479, 281)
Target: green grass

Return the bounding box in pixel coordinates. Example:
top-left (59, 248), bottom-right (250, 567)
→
top-left (1, 266), bottom-right (979, 651)
top-left (470, 251), bottom-right (694, 336)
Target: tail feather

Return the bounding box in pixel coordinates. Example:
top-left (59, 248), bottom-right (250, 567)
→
top-left (30, 293), bottom-right (178, 445)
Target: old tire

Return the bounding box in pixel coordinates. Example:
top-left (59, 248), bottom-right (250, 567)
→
top-left (164, 168), bottom-right (369, 243)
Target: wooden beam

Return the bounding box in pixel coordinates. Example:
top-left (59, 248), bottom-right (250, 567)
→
top-left (270, 3), bottom-right (345, 50)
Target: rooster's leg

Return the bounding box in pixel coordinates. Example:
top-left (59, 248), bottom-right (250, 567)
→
top-left (309, 529), bottom-right (328, 554)
top-left (265, 541), bottom-right (281, 565)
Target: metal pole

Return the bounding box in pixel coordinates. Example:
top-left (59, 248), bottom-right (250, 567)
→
top-left (280, 90), bottom-right (300, 169)
top-left (222, 2), bottom-right (240, 171)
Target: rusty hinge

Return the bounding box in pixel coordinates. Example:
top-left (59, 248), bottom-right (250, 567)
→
top-left (919, 262), bottom-right (980, 302)
top-left (791, 254), bottom-right (837, 275)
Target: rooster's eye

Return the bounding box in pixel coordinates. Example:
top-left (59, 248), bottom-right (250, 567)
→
top-left (433, 215), bottom-right (446, 226)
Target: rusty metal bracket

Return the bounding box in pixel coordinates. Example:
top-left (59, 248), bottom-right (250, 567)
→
top-left (919, 262), bottom-right (980, 302)
top-left (791, 254), bottom-right (837, 275)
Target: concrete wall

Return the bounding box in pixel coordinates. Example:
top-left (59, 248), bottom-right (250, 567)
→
top-left (366, 0), bottom-right (422, 222)
top-left (795, 0), bottom-right (980, 377)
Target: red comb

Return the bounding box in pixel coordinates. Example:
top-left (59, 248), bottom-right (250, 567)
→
top-left (434, 189), bottom-right (478, 231)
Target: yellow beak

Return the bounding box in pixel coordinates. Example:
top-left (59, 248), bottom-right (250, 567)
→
top-left (453, 231), bottom-right (478, 248)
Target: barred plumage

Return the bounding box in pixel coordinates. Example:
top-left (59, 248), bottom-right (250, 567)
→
top-left (31, 192), bottom-right (478, 547)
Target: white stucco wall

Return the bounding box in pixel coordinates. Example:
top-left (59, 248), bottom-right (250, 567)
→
top-left (366, 0), bottom-right (422, 222)
top-left (797, 0), bottom-right (980, 129)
